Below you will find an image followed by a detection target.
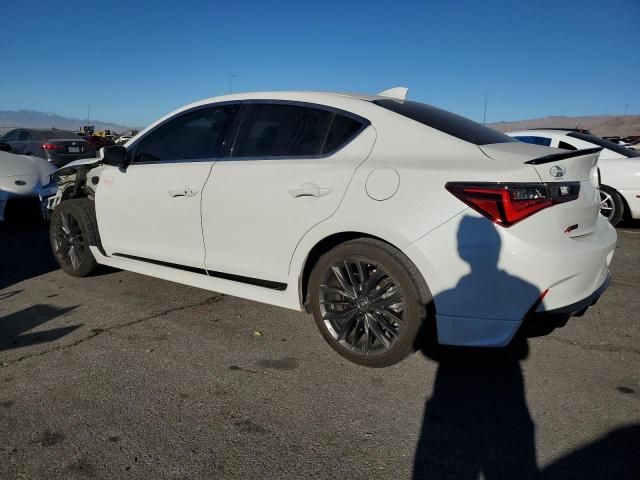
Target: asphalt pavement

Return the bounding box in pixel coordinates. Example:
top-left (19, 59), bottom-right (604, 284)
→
top-left (0, 218), bottom-right (638, 479)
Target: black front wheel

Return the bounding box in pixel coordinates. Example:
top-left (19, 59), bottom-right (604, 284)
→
top-left (49, 198), bottom-right (98, 277)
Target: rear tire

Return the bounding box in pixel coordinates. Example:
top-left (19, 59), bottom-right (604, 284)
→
top-left (49, 198), bottom-right (99, 277)
top-left (599, 185), bottom-right (624, 226)
top-left (308, 238), bottom-right (432, 367)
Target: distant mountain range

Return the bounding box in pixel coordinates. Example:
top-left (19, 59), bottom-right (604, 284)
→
top-left (0, 110), bottom-right (132, 134)
top-left (1, 109), bottom-right (638, 138)
top-left (489, 115), bottom-right (640, 137)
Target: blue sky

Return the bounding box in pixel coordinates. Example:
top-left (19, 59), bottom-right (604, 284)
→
top-left (1, 0), bottom-right (638, 127)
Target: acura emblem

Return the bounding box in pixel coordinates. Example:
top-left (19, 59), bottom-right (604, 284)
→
top-left (549, 165), bottom-right (566, 178)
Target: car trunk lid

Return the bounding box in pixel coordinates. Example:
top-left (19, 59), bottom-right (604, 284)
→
top-left (45, 139), bottom-right (93, 155)
top-left (478, 142), bottom-right (602, 237)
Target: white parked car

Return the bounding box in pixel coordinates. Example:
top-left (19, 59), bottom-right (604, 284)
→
top-left (0, 150), bottom-right (56, 222)
top-left (507, 129), bottom-right (640, 226)
top-left (47, 89), bottom-right (616, 367)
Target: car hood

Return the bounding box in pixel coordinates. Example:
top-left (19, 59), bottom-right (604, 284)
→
top-left (0, 150), bottom-right (56, 194)
top-left (54, 155), bottom-right (101, 177)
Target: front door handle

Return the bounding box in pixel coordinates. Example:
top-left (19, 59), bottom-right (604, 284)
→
top-left (168, 187), bottom-right (199, 198)
top-left (288, 183), bottom-right (332, 198)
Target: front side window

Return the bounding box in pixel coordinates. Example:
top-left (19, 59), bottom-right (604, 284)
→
top-left (513, 135), bottom-right (552, 147)
top-left (232, 104), bottom-right (332, 158)
top-left (1, 130), bottom-right (19, 142)
top-left (134, 104), bottom-right (239, 162)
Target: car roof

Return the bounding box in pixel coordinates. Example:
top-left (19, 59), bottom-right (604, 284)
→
top-left (31, 128), bottom-right (78, 135)
top-left (180, 90), bottom-right (382, 109)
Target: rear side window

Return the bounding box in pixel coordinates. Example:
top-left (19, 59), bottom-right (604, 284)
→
top-left (232, 104), bottom-right (332, 158)
top-left (322, 115), bottom-right (363, 154)
top-left (513, 135), bottom-right (552, 147)
top-left (373, 99), bottom-right (516, 145)
top-left (558, 140), bottom-right (577, 150)
top-left (16, 131), bottom-right (30, 141)
top-left (134, 104), bottom-right (239, 162)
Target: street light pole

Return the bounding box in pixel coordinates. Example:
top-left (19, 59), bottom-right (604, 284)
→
top-left (483, 92), bottom-right (490, 124)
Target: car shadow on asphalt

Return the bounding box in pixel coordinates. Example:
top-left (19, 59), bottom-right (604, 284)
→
top-left (0, 304), bottom-right (81, 351)
top-left (0, 219), bottom-right (58, 290)
top-left (0, 215), bottom-right (116, 291)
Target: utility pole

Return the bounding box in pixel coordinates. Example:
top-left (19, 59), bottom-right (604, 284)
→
top-left (229, 74), bottom-right (237, 94)
top-left (483, 92), bottom-right (490, 124)
top-left (87, 104), bottom-right (91, 124)
top-left (624, 103), bottom-right (629, 116)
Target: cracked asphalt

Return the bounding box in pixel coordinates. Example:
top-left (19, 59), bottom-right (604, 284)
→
top-left (0, 220), bottom-right (638, 479)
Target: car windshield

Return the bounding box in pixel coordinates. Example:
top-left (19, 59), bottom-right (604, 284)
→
top-left (567, 132), bottom-right (639, 158)
top-left (373, 99), bottom-right (517, 146)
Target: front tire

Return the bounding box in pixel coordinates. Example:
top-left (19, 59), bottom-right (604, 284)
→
top-left (308, 238), bottom-right (432, 367)
top-left (599, 185), bottom-right (624, 226)
top-left (49, 198), bottom-right (98, 277)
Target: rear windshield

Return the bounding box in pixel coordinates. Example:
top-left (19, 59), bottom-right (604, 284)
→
top-left (373, 99), bottom-right (517, 146)
top-left (568, 132), bottom-right (638, 158)
top-left (43, 130), bottom-right (80, 140)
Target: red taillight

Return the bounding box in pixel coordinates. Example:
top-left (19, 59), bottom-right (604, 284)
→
top-left (445, 182), bottom-right (579, 227)
top-left (42, 143), bottom-right (65, 150)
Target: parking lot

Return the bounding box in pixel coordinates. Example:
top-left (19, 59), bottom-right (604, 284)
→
top-left (0, 220), bottom-right (638, 479)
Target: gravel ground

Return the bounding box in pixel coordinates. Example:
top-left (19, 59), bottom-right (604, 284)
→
top-left (0, 219), bottom-right (638, 479)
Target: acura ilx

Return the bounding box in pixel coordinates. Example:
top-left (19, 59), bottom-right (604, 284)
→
top-left (47, 88), bottom-right (617, 366)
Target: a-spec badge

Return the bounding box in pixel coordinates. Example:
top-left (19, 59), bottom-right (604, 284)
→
top-left (549, 165), bottom-right (567, 178)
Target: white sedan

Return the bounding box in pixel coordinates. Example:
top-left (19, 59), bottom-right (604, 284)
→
top-left (507, 129), bottom-right (640, 226)
top-left (0, 150), bottom-right (56, 222)
top-left (47, 89), bottom-right (616, 367)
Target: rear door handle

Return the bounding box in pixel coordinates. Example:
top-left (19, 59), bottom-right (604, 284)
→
top-left (288, 183), bottom-right (332, 198)
top-left (168, 187), bottom-right (199, 198)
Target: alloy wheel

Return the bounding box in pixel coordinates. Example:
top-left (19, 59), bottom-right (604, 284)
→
top-left (53, 211), bottom-right (85, 270)
top-left (318, 257), bottom-right (405, 357)
top-left (599, 189), bottom-right (616, 221)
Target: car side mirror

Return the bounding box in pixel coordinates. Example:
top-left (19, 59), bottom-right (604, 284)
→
top-left (101, 145), bottom-right (127, 167)
top-left (0, 142), bottom-right (11, 152)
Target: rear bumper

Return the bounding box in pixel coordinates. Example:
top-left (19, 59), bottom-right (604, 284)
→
top-left (535, 272), bottom-right (610, 320)
top-left (403, 210), bottom-right (617, 347)
top-left (520, 273), bottom-right (610, 337)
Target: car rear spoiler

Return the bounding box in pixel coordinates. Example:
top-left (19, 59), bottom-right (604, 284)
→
top-left (524, 147), bottom-right (602, 165)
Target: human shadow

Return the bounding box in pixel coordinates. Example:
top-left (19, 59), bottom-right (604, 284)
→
top-left (413, 215), bottom-right (541, 479)
top-left (0, 304), bottom-right (81, 351)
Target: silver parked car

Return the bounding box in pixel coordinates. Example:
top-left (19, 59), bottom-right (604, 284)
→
top-left (0, 128), bottom-right (95, 168)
